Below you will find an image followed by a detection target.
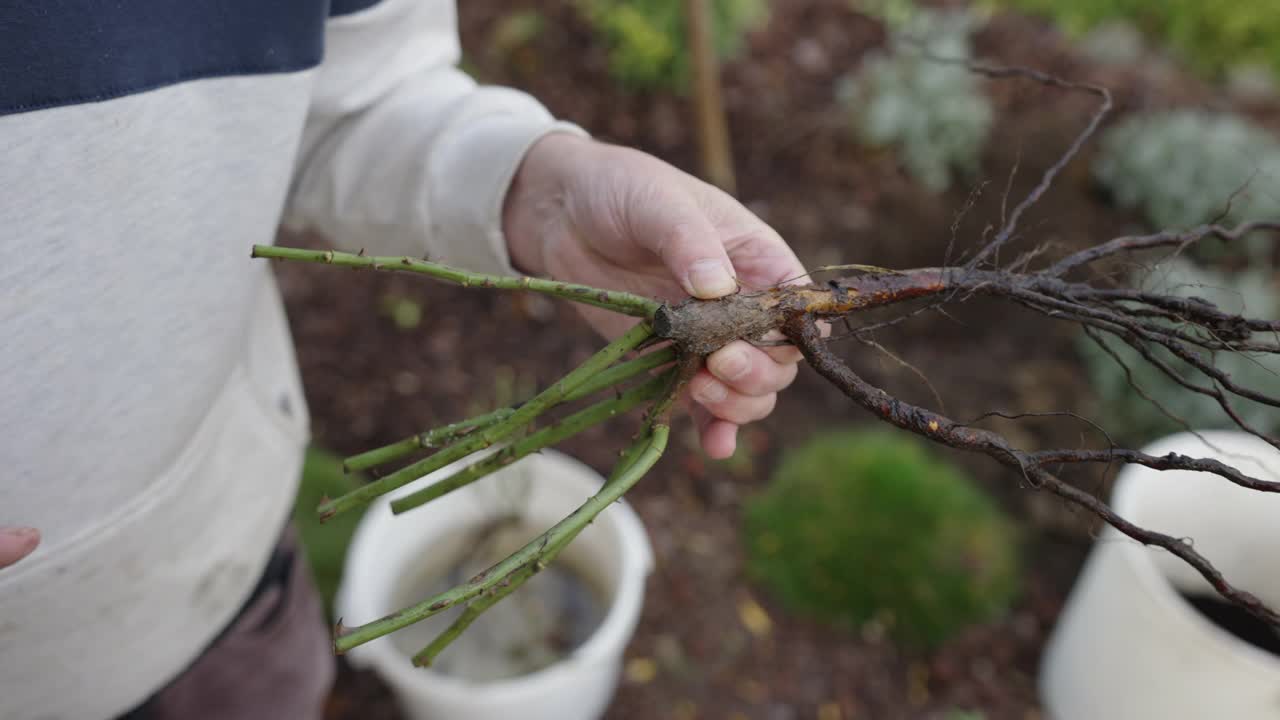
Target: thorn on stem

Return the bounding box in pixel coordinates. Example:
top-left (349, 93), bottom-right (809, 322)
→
top-left (317, 498), bottom-right (337, 524)
top-left (333, 619), bottom-right (350, 652)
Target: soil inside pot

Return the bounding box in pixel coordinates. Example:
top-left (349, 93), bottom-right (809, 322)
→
top-left (1179, 592), bottom-right (1280, 657)
top-left (388, 516), bottom-right (611, 682)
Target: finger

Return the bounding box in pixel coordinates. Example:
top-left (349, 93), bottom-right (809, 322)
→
top-left (700, 419), bottom-right (738, 460)
top-left (688, 402), bottom-right (740, 460)
top-left (690, 182), bottom-right (809, 289)
top-left (625, 182), bottom-right (737, 299)
top-left (750, 331), bottom-right (804, 365)
top-left (0, 527), bottom-right (40, 569)
top-left (752, 320), bottom-right (833, 364)
top-left (762, 344), bottom-right (804, 364)
top-left (747, 319), bottom-right (839, 363)
top-left (689, 372), bottom-right (778, 425)
top-left (727, 231), bottom-right (810, 291)
top-left (706, 341), bottom-right (799, 396)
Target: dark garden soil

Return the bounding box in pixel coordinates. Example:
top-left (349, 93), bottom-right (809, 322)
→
top-left (290, 2), bottom-right (1280, 718)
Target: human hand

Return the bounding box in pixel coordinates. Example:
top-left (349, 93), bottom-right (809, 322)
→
top-left (0, 527), bottom-right (40, 569)
top-left (503, 134), bottom-right (807, 459)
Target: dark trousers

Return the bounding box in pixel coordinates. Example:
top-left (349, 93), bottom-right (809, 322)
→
top-left (118, 524), bottom-right (336, 719)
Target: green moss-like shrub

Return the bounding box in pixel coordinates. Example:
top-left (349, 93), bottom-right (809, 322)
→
top-left (576, 0), bottom-right (769, 92)
top-left (743, 429), bottom-right (1020, 649)
top-left (293, 447), bottom-right (367, 618)
top-left (988, 0), bottom-right (1280, 79)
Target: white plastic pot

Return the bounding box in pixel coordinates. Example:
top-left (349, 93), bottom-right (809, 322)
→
top-left (1039, 430), bottom-right (1280, 719)
top-left (335, 449), bottom-right (654, 720)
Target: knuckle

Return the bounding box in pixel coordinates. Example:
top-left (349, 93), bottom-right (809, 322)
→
top-left (773, 346), bottom-right (804, 364)
top-left (775, 361), bottom-right (799, 390)
top-left (709, 345), bottom-right (752, 383)
top-left (692, 375), bottom-right (729, 406)
top-left (720, 393), bottom-right (775, 425)
top-left (742, 352), bottom-right (796, 395)
top-left (656, 219), bottom-right (701, 263)
top-left (751, 393), bottom-right (778, 422)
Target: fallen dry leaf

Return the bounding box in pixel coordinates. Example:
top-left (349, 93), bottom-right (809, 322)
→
top-left (624, 656), bottom-right (657, 685)
top-left (737, 595), bottom-right (773, 637)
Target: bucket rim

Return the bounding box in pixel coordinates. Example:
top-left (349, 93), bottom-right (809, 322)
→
top-left (334, 448), bottom-right (655, 700)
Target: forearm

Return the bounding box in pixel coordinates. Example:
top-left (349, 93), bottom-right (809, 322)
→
top-left (282, 0), bottom-right (586, 272)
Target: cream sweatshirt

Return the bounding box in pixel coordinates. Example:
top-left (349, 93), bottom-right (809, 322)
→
top-left (0, 2), bottom-right (583, 717)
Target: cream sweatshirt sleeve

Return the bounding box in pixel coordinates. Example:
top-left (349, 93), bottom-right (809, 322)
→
top-left (281, 0), bottom-right (587, 274)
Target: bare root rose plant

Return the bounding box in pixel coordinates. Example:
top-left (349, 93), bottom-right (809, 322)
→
top-left (253, 61), bottom-right (1280, 667)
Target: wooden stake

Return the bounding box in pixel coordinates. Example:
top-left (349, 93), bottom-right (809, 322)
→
top-left (685, 0), bottom-right (737, 194)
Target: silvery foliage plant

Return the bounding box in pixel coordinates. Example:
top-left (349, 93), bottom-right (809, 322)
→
top-left (839, 9), bottom-right (994, 193)
top-left (1080, 255), bottom-right (1280, 440)
top-left (1095, 110), bottom-right (1280, 262)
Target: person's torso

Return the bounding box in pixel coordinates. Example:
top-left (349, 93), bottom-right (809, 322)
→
top-left (0, 4), bottom-right (394, 716)
top-left (0, 0), bottom-right (375, 545)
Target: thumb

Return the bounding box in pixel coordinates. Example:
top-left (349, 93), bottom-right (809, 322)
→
top-left (625, 185), bottom-right (736, 299)
top-left (0, 526), bottom-right (40, 569)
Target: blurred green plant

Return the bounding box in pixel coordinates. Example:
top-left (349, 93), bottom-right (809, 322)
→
top-left (491, 9), bottom-right (547, 57)
top-left (379, 293), bottom-right (423, 331)
top-left (1093, 110), bottom-right (1280, 264)
top-left (851, 0), bottom-right (921, 30)
top-left (293, 447), bottom-right (367, 618)
top-left (838, 9), bottom-right (994, 192)
top-left (743, 428), bottom-right (1020, 650)
top-left (575, 0), bottom-right (769, 92)
top-left (465, 364), bottom-right (538, 418)
top-left (987, 0), bottom-right (1280, 79)
top-left (1079, 257), bottom-right (1280, 444)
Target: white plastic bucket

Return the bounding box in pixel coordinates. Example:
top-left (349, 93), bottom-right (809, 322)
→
top-left (335, 449), bottom-right (654, 720)
top-left (1039, 430), bottom-right (1280, 719)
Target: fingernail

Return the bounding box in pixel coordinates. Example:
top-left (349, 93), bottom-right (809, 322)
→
top-left (711, 347), bottom-right (751, 381)
top-left (687, 259), bottom-right (736, 298)
top-left (694, 378), bottom-right (728, 404)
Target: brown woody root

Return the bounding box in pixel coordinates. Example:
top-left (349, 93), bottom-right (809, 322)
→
top-left (782, 313), bottom-right (1280, 628)
top-left (649, 54), bottom-right (1280, 629)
